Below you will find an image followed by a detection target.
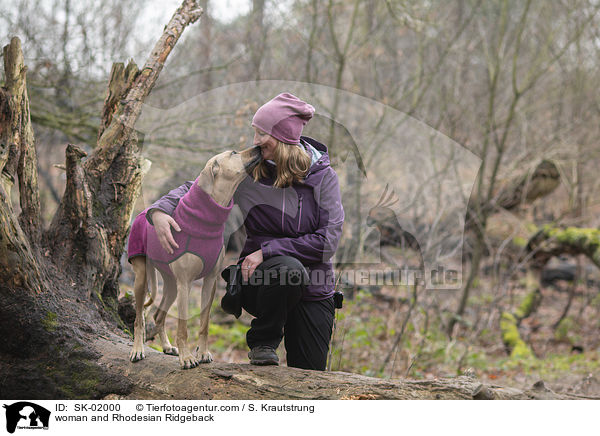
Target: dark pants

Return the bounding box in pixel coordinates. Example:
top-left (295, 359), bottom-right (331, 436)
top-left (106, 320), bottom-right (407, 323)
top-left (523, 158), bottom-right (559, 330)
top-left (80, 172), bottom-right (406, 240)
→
top-left (241, 255), bottom-right (335, 370)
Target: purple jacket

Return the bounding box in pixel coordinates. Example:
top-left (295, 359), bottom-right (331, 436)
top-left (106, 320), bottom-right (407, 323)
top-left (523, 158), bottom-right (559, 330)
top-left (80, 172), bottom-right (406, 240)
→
top-left (146, 137), bottom-right (344, 301)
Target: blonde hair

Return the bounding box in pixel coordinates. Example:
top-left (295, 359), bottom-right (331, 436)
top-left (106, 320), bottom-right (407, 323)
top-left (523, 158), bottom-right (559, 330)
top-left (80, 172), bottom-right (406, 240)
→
top-left (253, 141), bottom-right (311, 188)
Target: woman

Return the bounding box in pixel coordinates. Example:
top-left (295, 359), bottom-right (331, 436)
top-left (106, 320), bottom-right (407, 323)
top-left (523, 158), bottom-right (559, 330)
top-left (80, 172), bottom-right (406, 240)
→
top-left (146, 93), bottom-right (344, 370)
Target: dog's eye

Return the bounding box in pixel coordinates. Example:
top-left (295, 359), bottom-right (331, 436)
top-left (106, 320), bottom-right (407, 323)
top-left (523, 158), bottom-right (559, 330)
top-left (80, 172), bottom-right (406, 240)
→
top-left (231, 150), bottom-right (238, 155)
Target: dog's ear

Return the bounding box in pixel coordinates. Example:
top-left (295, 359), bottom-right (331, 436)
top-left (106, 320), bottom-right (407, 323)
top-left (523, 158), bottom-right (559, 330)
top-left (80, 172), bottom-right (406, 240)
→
top-left (197, 163), bottom-right (215, 192)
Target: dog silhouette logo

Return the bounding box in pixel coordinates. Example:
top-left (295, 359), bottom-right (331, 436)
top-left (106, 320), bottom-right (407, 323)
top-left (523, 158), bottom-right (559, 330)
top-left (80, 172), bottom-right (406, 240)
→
top-left (3, 402), bottom-right (50, 433)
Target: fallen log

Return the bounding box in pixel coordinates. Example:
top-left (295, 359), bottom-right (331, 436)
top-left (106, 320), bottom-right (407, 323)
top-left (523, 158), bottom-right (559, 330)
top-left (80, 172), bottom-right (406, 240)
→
top-left (85, 335), bottom-right (584, 400)
top-left (0, 332), bottom-right (593, 400)
top-left (526, 226), bottom-right (600, 269)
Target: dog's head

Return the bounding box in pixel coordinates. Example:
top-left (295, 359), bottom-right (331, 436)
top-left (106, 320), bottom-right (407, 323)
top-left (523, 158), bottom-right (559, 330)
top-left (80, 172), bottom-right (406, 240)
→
top-left (198, 146), bottom-right (262, 203)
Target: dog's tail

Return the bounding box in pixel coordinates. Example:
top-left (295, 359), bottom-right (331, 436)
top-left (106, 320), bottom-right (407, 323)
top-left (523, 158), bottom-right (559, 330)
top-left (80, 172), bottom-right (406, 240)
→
top-left (144, 264), bottom-right (158, 309)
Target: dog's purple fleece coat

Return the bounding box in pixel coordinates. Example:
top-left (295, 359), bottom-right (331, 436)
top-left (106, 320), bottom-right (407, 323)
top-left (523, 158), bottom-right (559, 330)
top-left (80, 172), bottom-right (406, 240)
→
top-left (127, 180), bottom-right (233, 279)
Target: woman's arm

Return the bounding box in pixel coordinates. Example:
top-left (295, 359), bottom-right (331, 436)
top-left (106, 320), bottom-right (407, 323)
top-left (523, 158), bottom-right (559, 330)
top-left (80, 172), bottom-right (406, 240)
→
top-left (146, 180), bottom-right (194, 224)
top-left (260, 168), bottom-right (344, 264)
top-left (145, 181), bottom-right (194, 254)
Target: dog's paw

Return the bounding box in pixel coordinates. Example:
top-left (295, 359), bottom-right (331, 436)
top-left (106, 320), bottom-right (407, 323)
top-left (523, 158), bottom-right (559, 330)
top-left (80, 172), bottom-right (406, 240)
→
top-left (198, 353), bottom-right (213, 363)
top-left (163, 346), bottom-right (179, 356)
top-left (194, 347), bottom-right (213, 363)
top-left (179, 354), bottom-right (199, 370)
top-left (129, 349), bottom-right (145, 362)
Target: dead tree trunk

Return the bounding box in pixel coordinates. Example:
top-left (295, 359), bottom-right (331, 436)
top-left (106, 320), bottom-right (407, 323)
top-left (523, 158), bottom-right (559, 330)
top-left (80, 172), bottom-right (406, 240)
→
top-left (0, 0), bottom-right (203, 399)
top-left (490, 160), bottom-right (560, 212)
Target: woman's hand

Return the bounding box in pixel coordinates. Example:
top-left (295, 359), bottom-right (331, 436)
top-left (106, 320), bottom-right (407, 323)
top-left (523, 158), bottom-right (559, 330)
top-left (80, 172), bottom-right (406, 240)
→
top-left (241, 249), bottom-right (263, 282)
top-left (151, 210), bottom-right (181, 254)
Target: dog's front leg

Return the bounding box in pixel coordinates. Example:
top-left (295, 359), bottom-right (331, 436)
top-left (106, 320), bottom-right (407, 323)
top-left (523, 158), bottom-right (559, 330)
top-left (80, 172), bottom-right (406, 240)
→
top-left (175, 277), bottom-right (199, 369)
top-left (195, 274), bottom-right (217, 363)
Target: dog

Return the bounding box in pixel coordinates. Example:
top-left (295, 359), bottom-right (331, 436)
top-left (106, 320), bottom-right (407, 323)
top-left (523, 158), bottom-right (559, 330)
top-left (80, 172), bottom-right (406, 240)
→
top-left (127, 146), bottom-right (261, 369)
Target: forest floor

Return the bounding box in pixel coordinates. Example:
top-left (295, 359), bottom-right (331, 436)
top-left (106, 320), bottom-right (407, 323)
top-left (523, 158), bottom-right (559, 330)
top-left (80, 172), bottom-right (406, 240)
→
top-left (118, 252), bottom-right (600, 398)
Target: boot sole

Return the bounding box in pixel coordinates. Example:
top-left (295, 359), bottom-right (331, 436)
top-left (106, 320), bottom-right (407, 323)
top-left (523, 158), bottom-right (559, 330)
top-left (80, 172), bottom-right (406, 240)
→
top-left (250, 359), bottom-right (279, 366)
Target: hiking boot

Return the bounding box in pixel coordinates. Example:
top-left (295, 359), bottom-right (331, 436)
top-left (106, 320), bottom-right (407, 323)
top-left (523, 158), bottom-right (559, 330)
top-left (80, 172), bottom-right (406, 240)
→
top-left (248, 345), bottom-right (279, 366)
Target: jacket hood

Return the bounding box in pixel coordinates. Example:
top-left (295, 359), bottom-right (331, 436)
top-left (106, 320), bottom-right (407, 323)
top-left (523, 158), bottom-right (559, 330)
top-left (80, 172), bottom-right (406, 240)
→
top-left (301, 136), bottom-right (330, 169)
top-left (301, 136), bottom-right (331, 187)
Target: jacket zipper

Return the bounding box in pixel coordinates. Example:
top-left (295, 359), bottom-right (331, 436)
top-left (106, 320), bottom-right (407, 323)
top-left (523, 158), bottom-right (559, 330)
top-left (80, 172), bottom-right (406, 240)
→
top-left (297, 194), bottom-right (303, 232)
top-left (281, 189), bottom-right (286, 232)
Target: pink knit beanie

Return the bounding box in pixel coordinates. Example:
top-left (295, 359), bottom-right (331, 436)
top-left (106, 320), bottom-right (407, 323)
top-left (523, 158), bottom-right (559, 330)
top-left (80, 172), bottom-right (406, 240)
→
top-left (252, 93), bottom-right (315, 145)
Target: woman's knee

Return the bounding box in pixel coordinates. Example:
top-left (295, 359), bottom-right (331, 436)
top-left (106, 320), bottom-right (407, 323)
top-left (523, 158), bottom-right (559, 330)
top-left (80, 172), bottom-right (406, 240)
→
top-left (260, 255), bottom-right (303, 271)
top-left (259, 256), bottom-right (309, 288)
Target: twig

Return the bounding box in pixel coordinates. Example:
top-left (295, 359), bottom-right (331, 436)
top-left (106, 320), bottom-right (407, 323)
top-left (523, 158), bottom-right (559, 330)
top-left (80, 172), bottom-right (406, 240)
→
top-left (381, 281), bottom-right (418, 376)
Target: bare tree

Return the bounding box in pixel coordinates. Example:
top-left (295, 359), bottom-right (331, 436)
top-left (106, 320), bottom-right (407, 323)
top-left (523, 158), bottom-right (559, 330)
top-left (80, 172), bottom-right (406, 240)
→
top-left (446, 0), bottom-right (600, 337)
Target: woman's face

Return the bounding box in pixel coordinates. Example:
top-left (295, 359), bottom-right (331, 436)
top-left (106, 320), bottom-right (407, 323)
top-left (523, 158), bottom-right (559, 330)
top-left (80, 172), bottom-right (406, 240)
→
top-left (253, 127), bottom-right (278, 160)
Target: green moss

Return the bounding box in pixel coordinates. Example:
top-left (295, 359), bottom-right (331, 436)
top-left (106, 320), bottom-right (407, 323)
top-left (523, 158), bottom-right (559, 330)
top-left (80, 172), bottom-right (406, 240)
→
top-left (525, 222), bottom-right (539, 233)
top-left (542, 224), bottom-right (557, 236)
top-left (511, 341), bottom-right (534, 359)
top-left (515, 289), bottom-right (540, 320)
top-left (500, 312), bottom-right (534, 360)
top-left (512, 236), bottom-right (527, 247)
top-left (550, 227), bottom-right (600, 247)
top-left (46, 359), bottom-right (103, 399)
top-left (66, 363), bottom-right (101, 398)
top-left (58, 384), bottom-right (75, 398)
top-left (539, 226), bottom-right (600, 267)
top-left (78, 377), bottom-right (99, 392)
top-left (500, 313), bottom-right (519, 344)
top-left (42, 311), bottom-right (58, 332)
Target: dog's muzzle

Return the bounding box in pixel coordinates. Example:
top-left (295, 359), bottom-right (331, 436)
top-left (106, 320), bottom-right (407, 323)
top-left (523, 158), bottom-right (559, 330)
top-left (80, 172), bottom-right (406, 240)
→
top-left (244, 146), bottom-right (263, 172)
